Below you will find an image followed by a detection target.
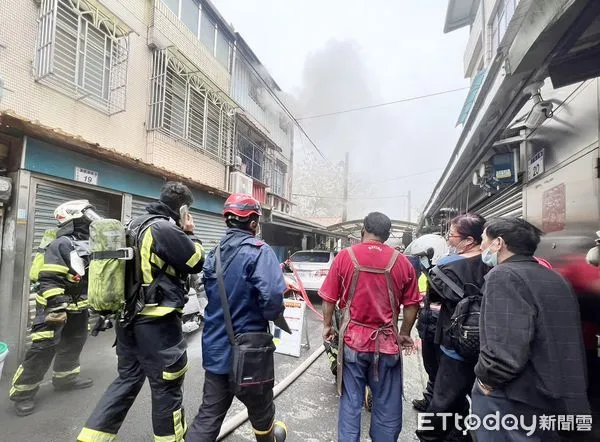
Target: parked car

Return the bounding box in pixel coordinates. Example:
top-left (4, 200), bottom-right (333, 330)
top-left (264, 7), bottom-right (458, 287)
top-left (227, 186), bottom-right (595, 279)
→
top-left (287, 250), bottom-right (336, 293)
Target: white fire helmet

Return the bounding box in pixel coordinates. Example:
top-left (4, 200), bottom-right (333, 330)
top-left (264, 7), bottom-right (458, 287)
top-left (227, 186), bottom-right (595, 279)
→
top-left (54, 200), bottom-right (101, 225)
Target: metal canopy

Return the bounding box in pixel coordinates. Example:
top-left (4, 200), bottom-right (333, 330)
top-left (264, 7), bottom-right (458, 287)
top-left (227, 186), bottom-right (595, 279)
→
top-left (444, 0), bottom-right (479, 33)
top-left (326, 219), bottom-right (417, 239)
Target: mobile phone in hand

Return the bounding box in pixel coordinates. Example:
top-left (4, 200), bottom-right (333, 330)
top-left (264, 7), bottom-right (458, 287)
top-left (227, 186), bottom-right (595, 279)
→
top-left (179, 204), bottom-right (189, 227)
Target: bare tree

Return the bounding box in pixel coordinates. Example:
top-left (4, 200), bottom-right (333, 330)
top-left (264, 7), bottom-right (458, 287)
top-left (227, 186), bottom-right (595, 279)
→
top-left (291, 150), bottom-right (369, 218)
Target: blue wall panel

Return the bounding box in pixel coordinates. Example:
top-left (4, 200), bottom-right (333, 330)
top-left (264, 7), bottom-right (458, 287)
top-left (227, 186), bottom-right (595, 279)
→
top-left (24, 138), bottom-right (225, 214)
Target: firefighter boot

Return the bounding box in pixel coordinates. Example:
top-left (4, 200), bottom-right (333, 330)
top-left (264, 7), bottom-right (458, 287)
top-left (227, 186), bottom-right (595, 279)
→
top-left (14, 399), bottom-right (35, 417)
top-left (54, 377), bottom-right (94, 391)
top-left (255, 421), bottom-right (287, 442)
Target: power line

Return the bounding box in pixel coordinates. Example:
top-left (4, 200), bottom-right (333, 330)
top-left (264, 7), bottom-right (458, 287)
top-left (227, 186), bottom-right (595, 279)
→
top-left (366, 168), bottom-right (444, 184)
top-left (296, 87), bottom-right (469, 121)
top-left (292, 193), bottom-right (412, 201)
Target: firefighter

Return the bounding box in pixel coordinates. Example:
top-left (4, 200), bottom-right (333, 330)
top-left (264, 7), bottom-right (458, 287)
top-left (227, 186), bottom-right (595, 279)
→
top-left (77, 182), bottom-right (205, 442)
top-left (186, 193), bottom-right (287, 442)
top-left (10, 200), bottom-right (100, 416)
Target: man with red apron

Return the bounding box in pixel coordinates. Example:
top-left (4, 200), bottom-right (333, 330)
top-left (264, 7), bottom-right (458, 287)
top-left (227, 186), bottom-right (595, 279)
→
top-left (319, 212), bottom-right (421, 442)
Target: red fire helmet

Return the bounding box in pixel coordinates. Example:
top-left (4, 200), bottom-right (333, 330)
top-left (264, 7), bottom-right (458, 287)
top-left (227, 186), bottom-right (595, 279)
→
top-left (223, 193), bottom-right (262, 219)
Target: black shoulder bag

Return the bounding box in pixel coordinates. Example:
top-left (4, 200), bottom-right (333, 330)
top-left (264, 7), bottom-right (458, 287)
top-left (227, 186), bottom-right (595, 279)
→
top-left (430, 266), bottom-right (482, 361)
top-left (215, 246), bottom-right (276, 394)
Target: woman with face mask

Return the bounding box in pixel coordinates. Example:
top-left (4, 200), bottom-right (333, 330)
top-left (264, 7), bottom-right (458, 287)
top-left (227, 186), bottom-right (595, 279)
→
top-left (416, 213), bottom-right (490, 442)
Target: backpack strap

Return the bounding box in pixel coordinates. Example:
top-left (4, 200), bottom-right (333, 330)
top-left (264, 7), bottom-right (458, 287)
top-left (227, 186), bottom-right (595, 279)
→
top-left (430, 266), bottom-right (464, 298)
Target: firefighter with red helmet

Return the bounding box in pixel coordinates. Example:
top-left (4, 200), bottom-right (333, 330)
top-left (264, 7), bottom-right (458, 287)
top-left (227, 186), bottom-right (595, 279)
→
top-left (187, 194), bottom-right (287, 442)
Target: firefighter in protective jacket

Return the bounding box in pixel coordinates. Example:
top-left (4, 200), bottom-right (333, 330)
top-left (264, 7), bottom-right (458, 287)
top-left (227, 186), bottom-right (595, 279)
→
top-left (78, 182), bottom-right (205, 442)
top-left (186, 193), bottom-right (287, 442)
top-left (10, 200), bottom-right (100, 416)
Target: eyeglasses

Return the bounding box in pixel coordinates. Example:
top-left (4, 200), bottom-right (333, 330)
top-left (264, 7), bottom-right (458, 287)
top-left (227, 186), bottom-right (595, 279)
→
top-left (445, 232), bottom-right (462, 240)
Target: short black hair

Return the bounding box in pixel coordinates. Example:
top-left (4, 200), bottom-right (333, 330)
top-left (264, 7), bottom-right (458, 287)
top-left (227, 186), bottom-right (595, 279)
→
top-left (450, 212), bottom-right (486, 245)
top-left (226, 213), bottom-right (259, 231)
top-left (484, 217), bottom-right (543, 256)
top-left (159, 182), bottom-right (194, 212)
top-left (363, 212), bottom-right (392, 242)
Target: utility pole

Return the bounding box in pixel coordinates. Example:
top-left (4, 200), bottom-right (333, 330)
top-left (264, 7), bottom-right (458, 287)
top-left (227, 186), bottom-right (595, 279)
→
top-left (342, 152), bottom-right (349, 222)
top-left (407, 190), bottom-right (412, 223)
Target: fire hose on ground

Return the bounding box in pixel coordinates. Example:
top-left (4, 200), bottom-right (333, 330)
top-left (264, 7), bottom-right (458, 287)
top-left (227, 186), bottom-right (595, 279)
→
top-left (217, 262), bottom-right (326, 440)
top-left (216, 343), bottom-right (326, 440)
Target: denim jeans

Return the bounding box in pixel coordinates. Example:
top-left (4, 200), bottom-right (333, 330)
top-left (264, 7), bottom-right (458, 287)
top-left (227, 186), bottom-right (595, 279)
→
top-left (338, 345), bottom-right (403, 442)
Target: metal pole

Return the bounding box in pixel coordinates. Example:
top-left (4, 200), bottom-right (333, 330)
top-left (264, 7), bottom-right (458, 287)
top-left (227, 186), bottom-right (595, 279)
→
top-left (342, 152), bottom-right (349, 222)
top-left (407, 190), bottom-right (412, 223)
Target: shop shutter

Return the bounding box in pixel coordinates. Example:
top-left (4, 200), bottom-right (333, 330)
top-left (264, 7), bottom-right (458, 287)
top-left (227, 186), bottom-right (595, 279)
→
top-left (130, 196), bottom-right (151, 221)
top-left (27, 180), bottom-right (112, 347)
top-left (190, 208), bottom-right (226, 252)
top-left (473, 184), bottom-right (523, 219)
top-left (131, 196), bottom-right (225, 251)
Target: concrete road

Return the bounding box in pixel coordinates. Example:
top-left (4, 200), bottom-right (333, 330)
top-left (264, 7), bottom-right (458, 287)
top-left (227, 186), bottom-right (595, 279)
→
top-left (0, 305), bottom-right (427, 441)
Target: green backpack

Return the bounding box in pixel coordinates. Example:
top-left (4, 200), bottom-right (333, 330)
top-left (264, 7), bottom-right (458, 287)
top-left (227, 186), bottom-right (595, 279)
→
top-left (87, 219), bottom-right (128, 313)
top-left (29, 228), bottom-right (58, 282)
top-left (87, 216), bottom-right (166, 314)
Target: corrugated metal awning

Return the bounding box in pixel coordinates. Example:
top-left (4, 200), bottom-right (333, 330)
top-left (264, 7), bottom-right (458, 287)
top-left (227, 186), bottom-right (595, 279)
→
top-left (444, 0), bottom-right (479, 33)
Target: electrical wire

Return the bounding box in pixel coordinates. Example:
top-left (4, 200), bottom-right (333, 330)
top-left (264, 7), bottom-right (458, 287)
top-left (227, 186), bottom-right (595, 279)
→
top-left (296, 87), bottom-right (469, 121)
top-left (367, 168), bottom-right (444, 184)
top-left (292, 193), bottom-right (412, 201)
top-left (234, 48), bottom-right (337, 168)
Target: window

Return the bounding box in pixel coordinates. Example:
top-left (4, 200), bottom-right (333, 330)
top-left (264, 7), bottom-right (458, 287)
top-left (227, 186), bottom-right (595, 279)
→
top-left (148, 50), bottom-right (234, 164)
top-left (160, 0), bottom-right (232, 70)
top-left (271, 161), bottom-right (286, 197)
top-left (163, 66), bottom-right (187, 138)
top-left (490, 0), bottom-right (517, 57)
top-left (181, 0), bottom-right (200, 36)
top-left (215, 28), bottom-right (230, 69)
top-left (290, 251), bottom-right (331, 264)
top-left (34, 0), bottom-right (129, 114)
top-left (163, 0), bottom-right (179, 15)
top-left (237, 133), bottom-right (265, 182)
top-left (200, 11), bottom-right (216, 53)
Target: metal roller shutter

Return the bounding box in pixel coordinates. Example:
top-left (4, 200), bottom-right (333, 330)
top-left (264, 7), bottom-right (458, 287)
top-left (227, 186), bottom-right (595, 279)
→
top-left (190, 208), bottom-right (226, 252)
top-left (131, 196), bottom-right (225, 251)
top-left (131, 196), bottom-right (151, 221)
top-left (474, 185), bottom-right (523, 220)
top-left (27, 180), bottom-right (112, 346)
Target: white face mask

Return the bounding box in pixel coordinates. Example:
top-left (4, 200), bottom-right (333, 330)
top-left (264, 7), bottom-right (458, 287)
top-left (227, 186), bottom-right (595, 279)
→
top-left (448, 239), bottom-right (467, 255)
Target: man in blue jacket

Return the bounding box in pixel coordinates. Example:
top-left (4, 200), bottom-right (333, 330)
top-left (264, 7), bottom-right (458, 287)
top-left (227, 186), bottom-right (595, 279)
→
top-left (187, 193), bottom-right (288, 442)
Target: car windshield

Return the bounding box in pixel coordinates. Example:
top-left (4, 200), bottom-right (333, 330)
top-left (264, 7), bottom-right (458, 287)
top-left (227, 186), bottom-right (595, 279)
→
top-left (290, 252), bottom-right (330, 263)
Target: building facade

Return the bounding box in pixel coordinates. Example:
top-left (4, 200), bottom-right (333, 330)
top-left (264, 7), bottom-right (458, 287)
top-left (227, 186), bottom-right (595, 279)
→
top-left (0, 0), bottom-right (302, 372)
top-left (421, 0), bottom-right (600, 260)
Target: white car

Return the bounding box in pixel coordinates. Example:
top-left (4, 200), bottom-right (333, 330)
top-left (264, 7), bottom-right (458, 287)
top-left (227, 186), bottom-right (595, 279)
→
top-left (289, 250), bottom-right (336, 293)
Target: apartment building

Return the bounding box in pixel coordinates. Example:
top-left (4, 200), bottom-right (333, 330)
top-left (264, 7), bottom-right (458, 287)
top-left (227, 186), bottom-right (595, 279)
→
top-left (0, 0), bottom-right (303, 370)
top-left (421, 0), bottom-right (600, 259)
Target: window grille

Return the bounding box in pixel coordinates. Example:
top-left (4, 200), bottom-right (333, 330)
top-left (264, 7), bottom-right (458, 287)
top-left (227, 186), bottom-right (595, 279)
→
top-left (34, 0), bottom-right (129, 114)
top-left (148, 49), bottom-right (234, 165)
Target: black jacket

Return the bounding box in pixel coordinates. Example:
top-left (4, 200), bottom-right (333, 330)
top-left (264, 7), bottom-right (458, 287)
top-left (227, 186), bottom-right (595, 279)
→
top-left (134, 202), bottom-right (205, 319)
top-left (38, 221), bottom-right (91, 313)
top-left (427, 255), bottom-right (489, 349)
top-left (475, 255), bottom-right (590, 414)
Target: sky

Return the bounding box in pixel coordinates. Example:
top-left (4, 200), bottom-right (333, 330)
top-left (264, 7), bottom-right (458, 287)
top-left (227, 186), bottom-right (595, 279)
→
top-left (212, 0), bottom-right (471, 222)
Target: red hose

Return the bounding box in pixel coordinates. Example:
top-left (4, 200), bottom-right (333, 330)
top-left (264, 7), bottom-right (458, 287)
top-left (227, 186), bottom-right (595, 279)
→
top-left (288, 263), bottom-right (324, 320)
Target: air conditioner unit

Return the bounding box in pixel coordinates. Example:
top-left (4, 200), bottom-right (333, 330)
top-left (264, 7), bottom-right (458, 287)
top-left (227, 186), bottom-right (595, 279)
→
top-left (229, 171), bottom-right (253, 195)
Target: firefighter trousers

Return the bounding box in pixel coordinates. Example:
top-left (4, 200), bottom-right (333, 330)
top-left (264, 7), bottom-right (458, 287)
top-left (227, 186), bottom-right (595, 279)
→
top-left (79, 313), bottom-right (188, 442)
top-left (186, 371), bottom-right (276, 442)
top-left (10, 309), bottom-right (89, 401)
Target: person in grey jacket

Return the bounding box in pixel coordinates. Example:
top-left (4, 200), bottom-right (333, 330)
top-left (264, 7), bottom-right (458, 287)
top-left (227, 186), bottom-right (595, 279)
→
top-left (473, 217), bottom-right (590, 442)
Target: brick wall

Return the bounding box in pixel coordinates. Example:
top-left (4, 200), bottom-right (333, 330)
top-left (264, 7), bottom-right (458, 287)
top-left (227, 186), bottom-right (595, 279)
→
top-left (149, 131), bottom-right (225, 190)
top-left (0, 0), bottom-right (229, 191)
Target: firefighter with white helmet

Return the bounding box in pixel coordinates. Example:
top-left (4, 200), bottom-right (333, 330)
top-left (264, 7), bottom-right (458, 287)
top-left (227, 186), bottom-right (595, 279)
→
top-left (10, 199), bottom-right (99, 416)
